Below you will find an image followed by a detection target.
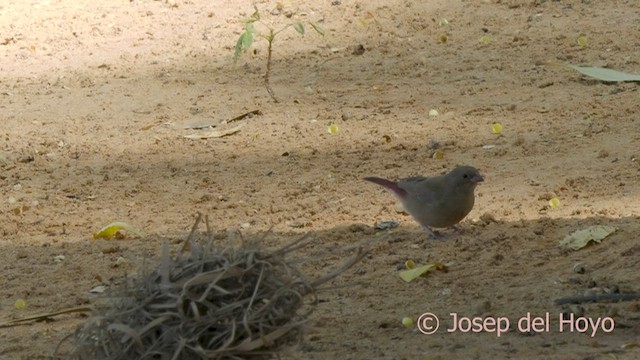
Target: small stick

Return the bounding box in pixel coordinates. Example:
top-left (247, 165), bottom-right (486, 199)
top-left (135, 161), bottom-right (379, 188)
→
top-left (265, 31), bottom-right (279, 103)
top-left (267, 231), bottom-right (311, 258)
top-left (182, 212), bottom-right (203, 254)
top-left (226, 110), bottom-right (262, 124)
top-left (0, 306), bottom-right (91, 328)
top-left (186, 110), bottom-right (263, 129)
top-left (204, 214), bottom-right (212, 239)
top-left (554, 293), bottom-right (640, 305)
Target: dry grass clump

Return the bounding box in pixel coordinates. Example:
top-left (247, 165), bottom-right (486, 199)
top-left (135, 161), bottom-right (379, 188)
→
top-left (58, 216), bottom-right (367, 359)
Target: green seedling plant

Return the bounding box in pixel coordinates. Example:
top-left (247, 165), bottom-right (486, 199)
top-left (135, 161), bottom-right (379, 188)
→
top-left (234, 6), bottom-right (325, 103)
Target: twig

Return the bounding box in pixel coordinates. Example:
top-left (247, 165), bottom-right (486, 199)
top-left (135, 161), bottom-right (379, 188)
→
top-left (0, 306), bottom-right (91, 328)
top-left (185, 110), bottom-right (263, 130)
top-left (265, 31), bottom-right (278, 103)
top-left (554, 293), bottom-right (640, 305)
top-left (267, 232), bottom-right (311, 258)
top-left (226, 110), bottom-right (262, 124)
top-left (182, 212), bottom-right (203, 254)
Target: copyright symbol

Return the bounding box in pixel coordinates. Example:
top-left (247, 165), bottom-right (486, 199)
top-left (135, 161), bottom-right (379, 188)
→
top-left (417, 312), bottom-right (439, 335)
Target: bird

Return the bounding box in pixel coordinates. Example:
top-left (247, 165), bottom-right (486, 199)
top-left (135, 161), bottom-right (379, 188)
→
top-left (364, 165), bottom-right (484, 238)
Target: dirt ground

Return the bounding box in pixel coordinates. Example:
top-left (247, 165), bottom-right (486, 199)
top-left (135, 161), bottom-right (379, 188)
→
top-left (2, 0), bottom-right (640, 359)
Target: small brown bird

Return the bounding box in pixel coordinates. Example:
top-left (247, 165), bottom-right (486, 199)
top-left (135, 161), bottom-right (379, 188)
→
top-left (364, 165), bottom-right (484, 238)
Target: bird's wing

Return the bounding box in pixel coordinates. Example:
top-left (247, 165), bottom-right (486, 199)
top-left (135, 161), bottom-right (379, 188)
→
top-left (397, 176), bottom-right (440, 204)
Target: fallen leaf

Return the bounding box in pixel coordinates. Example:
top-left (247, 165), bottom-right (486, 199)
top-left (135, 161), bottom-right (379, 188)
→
top-left (90, 285), bottom-right (107, 294)
top-left (93, 221), bottom-right (145, 240)
top-left (559, 225), bottom-right (616, 250)
top-left (565, 65), bottom-right (640, 82)
top-left (399, 262), bottom-right (447, 282)
top-left (432, 150), bottom-right (444, 159)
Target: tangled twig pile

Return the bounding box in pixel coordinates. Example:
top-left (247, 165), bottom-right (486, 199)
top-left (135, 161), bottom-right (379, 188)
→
top-left (58, 216), bottom-right (368, 359)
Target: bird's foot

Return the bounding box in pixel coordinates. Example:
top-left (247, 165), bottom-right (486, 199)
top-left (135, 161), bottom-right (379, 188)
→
top-left (423, 225), bottom-right (444, 241)
top-left (451, 224), bottom-right (467, 234)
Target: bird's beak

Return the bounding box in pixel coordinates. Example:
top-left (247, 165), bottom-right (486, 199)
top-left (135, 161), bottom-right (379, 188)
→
top-left (472, 174), bottom-right (484, 183)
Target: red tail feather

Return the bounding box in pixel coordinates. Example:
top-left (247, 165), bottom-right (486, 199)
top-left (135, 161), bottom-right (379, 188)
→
top-left (363, 177), bottom-right (407, 198)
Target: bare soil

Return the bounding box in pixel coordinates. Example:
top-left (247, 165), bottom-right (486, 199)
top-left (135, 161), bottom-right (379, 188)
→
top-left (1, 0), bottom-right (640, 359)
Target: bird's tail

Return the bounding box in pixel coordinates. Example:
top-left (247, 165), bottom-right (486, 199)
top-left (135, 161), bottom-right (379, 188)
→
top-left (363, 177), bottom-right (407, 198)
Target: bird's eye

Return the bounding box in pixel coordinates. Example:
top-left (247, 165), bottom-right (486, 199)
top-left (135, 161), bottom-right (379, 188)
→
top-left (463, 174), bottom-right (469, 179)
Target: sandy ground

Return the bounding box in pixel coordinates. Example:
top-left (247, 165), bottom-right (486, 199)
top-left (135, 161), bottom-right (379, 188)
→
top-left (1, 0), bottom-right (640, 359)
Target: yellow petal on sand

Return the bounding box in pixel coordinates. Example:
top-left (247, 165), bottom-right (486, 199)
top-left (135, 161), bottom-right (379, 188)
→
top-left (405, 260), bottom-right (416, 269)
top-left (491, 122), bottom-right (502, 134)
top-left (327, 124), bottom-right (339, 135)
top-left (93, 221), bottom-right (145, 240)
top-left (549, 197), bottom-right (560, 208)
top-left (432, 150), bottom-right (444, 159)
top-left (480, 35), bottom-right (491, 45)
top-left (402, 317), bottom-right (414, 328)
top-left (15, 298), bottom-right (26, 310)
top-left (577, 35), bottom-right (588, 47)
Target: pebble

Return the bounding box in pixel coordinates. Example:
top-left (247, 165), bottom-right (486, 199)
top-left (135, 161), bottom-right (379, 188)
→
top-left (115, 256), bottom-right (127, 267)
top-left (288, 220), bottom-right (306, 228)
top-left (374, 220), bottom-right (399, 230)
top-left (572, 262), bottom-right (586, 274)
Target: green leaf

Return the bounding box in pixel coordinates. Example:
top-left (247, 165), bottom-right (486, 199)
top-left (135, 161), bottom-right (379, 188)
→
top-left (293, 22), bottom-right (305, 35)
top-left (399, 263), bottom-right (436, 282)
top-left (398, 262), bottom-right (450, 282)
top-left (233, 34), bottom-right (245, 62)
top-left (233, 22), bottom-right (256, 63)
top-left (566, 65), bottom-right (640, 82)
top-left (309, 22), bottom-right (326, 36)
top-left (245, 21), bottom-right (255, 33)
top-left (242, 28), bottom-right (253, 49)
top-left (233, 31), bottom-right (253, 62)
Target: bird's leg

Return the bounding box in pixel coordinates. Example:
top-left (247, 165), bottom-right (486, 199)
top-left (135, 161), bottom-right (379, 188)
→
top-left (422, 225), bottom-right (444, 240)
top-left (451, 224), bottom-right (465, 234)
